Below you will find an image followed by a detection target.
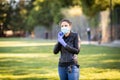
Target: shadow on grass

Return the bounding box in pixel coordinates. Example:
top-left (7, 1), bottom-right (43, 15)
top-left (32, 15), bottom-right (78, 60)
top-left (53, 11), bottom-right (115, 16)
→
top-left (0, 55), bottom-right (58, 79)
top-left (0, 46), bottom-right (53, 53)
top-left (18, 78), bottom-right (54, 80)
top-left (1, 77), bottom-right (58, 80)
top-left (81, 55), bottom-right (120, 70)
top-left (80, 45), bottom-right (120, 70)
top-left (0, 44), bottom-right (120, 79)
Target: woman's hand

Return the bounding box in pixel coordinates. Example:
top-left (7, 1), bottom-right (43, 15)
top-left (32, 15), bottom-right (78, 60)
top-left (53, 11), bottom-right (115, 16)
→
top-left (58, 32), bottom-right (64, 38)
top-left (58, 32), bottom-right (67, 47)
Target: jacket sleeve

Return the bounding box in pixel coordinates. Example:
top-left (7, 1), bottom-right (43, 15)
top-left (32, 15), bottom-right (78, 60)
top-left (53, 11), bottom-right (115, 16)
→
top-left (53, 42), bottom-right (62, 54)
top-left (65, 34), bottom-right (80, 54)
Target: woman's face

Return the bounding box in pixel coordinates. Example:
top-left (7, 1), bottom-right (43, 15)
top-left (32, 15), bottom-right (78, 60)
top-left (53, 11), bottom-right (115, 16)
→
top-left (60, 21), bottom-right (71, 34)
top-left (60, 21), bottom-right (71, 29)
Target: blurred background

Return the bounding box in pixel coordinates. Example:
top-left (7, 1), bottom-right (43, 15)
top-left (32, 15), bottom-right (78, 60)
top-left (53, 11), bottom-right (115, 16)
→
top-left (0, 0), bottom-right (120, 42)
top-left (0, 0), bottom-right (120, 80)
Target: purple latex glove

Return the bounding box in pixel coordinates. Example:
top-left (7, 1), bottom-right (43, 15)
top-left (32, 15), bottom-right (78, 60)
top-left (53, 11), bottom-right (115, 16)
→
top-left (58, 32), bottom-right (67, 47)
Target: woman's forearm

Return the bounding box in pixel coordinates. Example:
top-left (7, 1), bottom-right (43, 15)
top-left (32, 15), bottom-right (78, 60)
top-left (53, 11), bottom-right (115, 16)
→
top-left (53, 42), bottom-right (61, 54)
top-left (65, 45), bottom-right (80, 54)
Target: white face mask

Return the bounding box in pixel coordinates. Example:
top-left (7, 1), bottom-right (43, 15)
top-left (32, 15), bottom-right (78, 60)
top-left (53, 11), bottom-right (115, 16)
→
top-left (61, 27), bottom-right (70, 34)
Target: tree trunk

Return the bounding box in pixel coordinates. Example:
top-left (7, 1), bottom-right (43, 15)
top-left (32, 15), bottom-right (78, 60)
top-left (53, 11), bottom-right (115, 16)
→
top-left (100, 10), bottom-right (111, 43)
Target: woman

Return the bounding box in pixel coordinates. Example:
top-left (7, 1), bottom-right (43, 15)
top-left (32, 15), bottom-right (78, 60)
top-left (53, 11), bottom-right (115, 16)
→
top-left (53, 19), bottom-right (80, 80)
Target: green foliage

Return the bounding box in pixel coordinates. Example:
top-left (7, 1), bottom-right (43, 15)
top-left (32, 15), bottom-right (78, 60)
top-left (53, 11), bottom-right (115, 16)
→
top-left (59, 0), bottom-right (81, 7)
top-left (0, 0), bottom-right (34, 35)
top-left (0, 0), bottom-right (9, 24)
top-left (0, 0), bottom-right (10, 31)
top-left (0, 0), bottom-right (82, 34)
top-left (26, 9), bottom-right (37, 32)
top-left (89, 13), bottom-right (100, 27)
top-left (80, 0), bottom-right (120, 27)
top-left (29, 0), bottom-right (63, 29)
top-left (1, 0), bottom-right (120, 34)
top-left (26, 0), bottom-right (81, 30)
top-left (81, 0), bottom-right (110, 17)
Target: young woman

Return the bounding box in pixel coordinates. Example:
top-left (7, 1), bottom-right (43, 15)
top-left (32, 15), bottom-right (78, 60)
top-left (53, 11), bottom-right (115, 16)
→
top-left (53, 19), bottom-right (80, 80)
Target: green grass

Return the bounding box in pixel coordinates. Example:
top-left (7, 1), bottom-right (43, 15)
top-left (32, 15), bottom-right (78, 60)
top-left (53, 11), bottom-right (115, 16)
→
top-left (0, 38), bottom-right (120, 80)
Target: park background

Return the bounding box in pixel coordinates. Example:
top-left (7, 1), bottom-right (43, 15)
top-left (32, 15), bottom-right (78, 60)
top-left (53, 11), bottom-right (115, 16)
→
top-left (0, 0), bottom-right (120, 80)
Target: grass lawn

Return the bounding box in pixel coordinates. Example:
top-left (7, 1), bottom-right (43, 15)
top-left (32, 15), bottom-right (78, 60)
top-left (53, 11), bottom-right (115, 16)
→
top-left (0, 38), bottom-right (120, 80)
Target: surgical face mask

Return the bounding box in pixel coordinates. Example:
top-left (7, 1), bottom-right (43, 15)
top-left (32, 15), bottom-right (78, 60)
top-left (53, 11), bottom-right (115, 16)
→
top-left (61, 27), bottom-right (70, 34)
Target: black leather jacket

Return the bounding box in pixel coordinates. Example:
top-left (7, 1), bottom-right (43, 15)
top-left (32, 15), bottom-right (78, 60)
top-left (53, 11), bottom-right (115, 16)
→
top-left (53, 32), bottom-right (80, 66)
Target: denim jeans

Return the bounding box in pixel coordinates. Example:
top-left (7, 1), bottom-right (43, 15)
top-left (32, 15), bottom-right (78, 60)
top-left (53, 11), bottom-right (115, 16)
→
top-left (58, 65), bottom-right (79, 80)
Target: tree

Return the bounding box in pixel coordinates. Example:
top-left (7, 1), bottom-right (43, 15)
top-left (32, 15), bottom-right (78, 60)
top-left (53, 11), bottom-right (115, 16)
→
top-left (81, 0), bottom-right (120, 27)
top-left (27, 0), bottom-right (63, 30)
top-left (0, 0), bottom-right (10, 37)
top-left (0, 0), bottom-right (34, 37)
top-left (26, 0), bottom-right (82, 30)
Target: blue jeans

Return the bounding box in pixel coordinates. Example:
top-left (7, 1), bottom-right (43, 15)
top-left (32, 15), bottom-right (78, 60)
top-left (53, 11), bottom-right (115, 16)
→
top-left (88, 35), bottom-right (91, 42)
top-left (58, 65), bottom-right (79, 80)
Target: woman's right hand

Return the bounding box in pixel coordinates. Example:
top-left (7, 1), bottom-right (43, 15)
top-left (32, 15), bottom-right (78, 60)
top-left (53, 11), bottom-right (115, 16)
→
top-left (58, 32), bottom-right (64, 39)
top-left (57, 32), bottom-right (66, 47)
